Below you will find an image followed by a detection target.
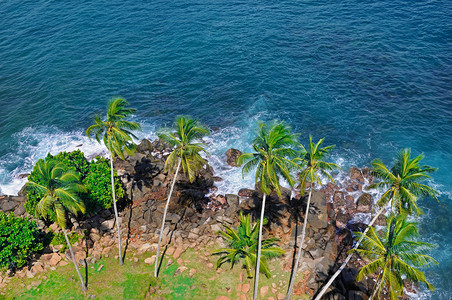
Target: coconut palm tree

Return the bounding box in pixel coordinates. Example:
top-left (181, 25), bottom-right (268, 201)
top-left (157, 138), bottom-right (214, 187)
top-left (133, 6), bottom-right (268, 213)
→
top-left (315, 149), bottom-right (439, 300)
top-left (237, 121), bottom-right (299, 300)
top-left (350, 214), bottom-right (437, 299)
top-left (212, 212), bottom-right (284, 278)
top-left (154, 116), bottom-right (209, 277)
top-left (85, 97), bottom-right (141, 266)
top-left (286, 135), bottom-right (339, 300)
top-left (27, 159), bottom-right (87, 292)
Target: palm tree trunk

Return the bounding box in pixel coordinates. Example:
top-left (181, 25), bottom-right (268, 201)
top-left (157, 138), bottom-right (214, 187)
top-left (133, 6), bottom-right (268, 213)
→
top-left (285, 183), bottom-right (313, 300)
top-left (314, 206), bottom-right (386, 300)
top-left (370, 277), bottom-right (383, 300)
top-left (64, 230), bottom-right (86, 292)
top-left (253, 193), bottom-right (267, 300)
top-left (110, 154), bottom-right (123, 266)
top-left (155, 158), bottom-right (182, 277)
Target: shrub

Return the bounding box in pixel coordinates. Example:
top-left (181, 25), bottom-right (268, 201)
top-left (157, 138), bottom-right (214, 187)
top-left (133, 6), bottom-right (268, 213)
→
top-left (25, 151), bottom-right (125, 220)
top-left (48, 231), bottom-right (84, 253)
top-left (83, 157), bottom-right (124, 210)
top-left (212, 213), bottom-right (284, 278)
top-left (0, 212), bottom-right (43, 270)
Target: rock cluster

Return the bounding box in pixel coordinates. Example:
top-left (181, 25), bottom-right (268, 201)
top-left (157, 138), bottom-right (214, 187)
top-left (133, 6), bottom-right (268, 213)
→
top-left (1, 142), bottom-right (378, 299)
top-left (0, 195), bottom-right (26, 217)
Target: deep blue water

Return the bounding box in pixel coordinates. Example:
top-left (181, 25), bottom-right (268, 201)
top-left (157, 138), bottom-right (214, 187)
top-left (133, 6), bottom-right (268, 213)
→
top-left (0, 1), bottom-right (451, 298)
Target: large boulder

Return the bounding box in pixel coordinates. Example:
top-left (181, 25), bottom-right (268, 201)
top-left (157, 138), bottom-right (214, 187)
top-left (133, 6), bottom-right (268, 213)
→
top-left (136, 139), bottom-right (153, 154)
top-left (349, 167), bottom-right (365, 183)
top-left (225, 148), bottom-right (242, 167)
top-left (356, 193), bottom-right (371, 213)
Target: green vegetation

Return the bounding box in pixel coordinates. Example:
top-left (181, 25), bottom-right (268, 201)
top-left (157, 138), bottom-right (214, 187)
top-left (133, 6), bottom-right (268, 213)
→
top-left (350, 214), bottom-right (438, 299)
top-left (83, 156), bottom-right (124, 210)
top-left (316, 148), bottom-right (440, 300)
top-left (48, 230), bottom-right (83, 253)
top-left (155, 116), bottom-right (210, 277)
top-left (2, 244), bottom-right (293, 300)
top-left (25, 150), bottom-right (124, 221)
top-left (213, 212), bottom-right (284, 278)
top-left (237, 121), bottom-right (299, 300)
top-left (86, 97), bottom-right (141, 266)
top-left (0, 212), bottom-right (43, 270)
top-left (286, 136), bottom-right (339, 299)
top-left (26, 159), bottom-right (87, 291)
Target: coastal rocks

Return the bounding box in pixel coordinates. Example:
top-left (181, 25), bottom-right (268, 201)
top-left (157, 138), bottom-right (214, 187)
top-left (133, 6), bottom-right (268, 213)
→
top-left (225, 148), bottom-right (242, 167)
top-left (356, 193), bottom-right (371, 213)
top-left (0, 195), bottom-right (27, 217)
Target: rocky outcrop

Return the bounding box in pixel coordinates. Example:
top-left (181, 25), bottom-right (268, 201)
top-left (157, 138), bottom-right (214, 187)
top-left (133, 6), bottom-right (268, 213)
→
top-left (225, 148), bottom-right (242, 167)
top-left (0, 195), bottom-right (26, 217)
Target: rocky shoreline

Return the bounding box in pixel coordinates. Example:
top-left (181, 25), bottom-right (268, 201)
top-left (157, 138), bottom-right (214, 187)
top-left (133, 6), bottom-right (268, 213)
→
top-left (0, 138), bottom-right (386, 299)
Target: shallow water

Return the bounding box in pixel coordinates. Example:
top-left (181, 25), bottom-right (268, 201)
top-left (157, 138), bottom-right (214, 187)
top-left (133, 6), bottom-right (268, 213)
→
top-left (1, 1), bottom-right (451, 298)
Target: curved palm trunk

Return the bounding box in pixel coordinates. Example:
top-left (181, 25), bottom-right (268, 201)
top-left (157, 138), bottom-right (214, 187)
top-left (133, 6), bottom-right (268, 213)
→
top-left (110, 154), bottom-right (123, 266)
top-left (285, 183), bottom-right (313, 300)
top-left (155, 158), bottom-right (181, 277)
top-left (64, 230), bottom-right (86, 292)
top-left (253, 193), bottom-right (267, 300)
top-left (314, 206), bottom-right (386, 300)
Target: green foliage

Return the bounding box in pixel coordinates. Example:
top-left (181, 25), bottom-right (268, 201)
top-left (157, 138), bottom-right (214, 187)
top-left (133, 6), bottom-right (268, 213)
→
top-left (295, 135), bottom-right (340, 195)
top-left (25, 151), bottom-right (124, 220)
top-left (83, 157), bottom-right (124, 210)
top-left (158, 116), bottom-right (210, 183)
top-left (48, 231), bottom-right (83, 253)
top-left (85, 97), bottom-right (141, 159)
top-left (237, 121), bottom-right (299, 195)
top-left (350, 214), bottom-right (438, 299)
top-left (26, 160), bottom-right (86, 228)
top-left (369, 148), bottom-right (439, 216)
top-left (0, 212), bottom-right (43, 270)
top-left (212, 213), bottom-right (284, 278)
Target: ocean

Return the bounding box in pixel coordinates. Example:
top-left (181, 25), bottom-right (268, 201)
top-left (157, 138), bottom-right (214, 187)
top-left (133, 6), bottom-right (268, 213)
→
top-left (0, 1), bottom-right (450, 298)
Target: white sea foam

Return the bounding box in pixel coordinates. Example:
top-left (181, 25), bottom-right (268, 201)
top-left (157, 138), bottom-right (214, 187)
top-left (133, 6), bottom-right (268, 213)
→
top-left (0, 126), bottom-right (107, 195)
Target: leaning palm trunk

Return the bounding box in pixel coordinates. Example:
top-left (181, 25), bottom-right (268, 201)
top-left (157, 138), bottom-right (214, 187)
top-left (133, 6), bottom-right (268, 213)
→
top-left (314, 206), bottom-right (386, 300)
top-left (64, 230), bottom-right (86, 292)
top-left (155, 158), bottom-right (182, 277)
top-left (110, 154), bottom-right (123, 266)
top-left (253, 193), bottom-right (267, 300)
top-left (285, 183), bottom-right (313, 300)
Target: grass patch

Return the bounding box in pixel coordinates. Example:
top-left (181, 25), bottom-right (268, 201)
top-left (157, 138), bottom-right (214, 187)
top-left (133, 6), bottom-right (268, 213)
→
top-left (1, 243), bottom-right (303, 299)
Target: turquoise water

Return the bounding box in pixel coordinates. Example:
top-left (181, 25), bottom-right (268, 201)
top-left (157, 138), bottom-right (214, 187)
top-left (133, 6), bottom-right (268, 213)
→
top-left (0, 1), bottom-right (451, 298)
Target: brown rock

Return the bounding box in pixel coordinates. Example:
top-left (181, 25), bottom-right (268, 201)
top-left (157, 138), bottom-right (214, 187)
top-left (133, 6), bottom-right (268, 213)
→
top-left (144, 255), bottom-right (156, 265)
top-left (225, 148), bottom-right (242, 167)
top-left (173, 246), bottom-right (185, 259)
top-left (277, 293), bottom-right (285, 300)
top-left (333, 191), bottom-right (345, 206)
top-left (49, 253), bottom-right (62, 266)
top-left (238, 188), bottom-right (256, 198)
top-left (356, 193), bottom-right (372, 213)
top-left (216, 296), bottom-right (230, 300)
top-left (242, 283), bottom-right (250, 293)
top-left (350, 167), bottom-right (365, 183)
top-left (260, 286), bottom-right (269, 298)
top-left (335, 211), bottom-right (350, 229)
top-left (240, 295), bottom-right (247, 300)
top-left (31, 262), bottom-right (44, 274)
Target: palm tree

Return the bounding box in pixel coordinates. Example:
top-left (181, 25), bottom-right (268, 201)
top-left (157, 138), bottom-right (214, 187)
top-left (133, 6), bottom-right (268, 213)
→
top-left (85, 97), bottom-right (141, 266)
top-left (315, 149), bottom-right (439, 300)
top-left (154, 116), bottom-right (209, 277)
top-left (237, 121), bottom-right (299, 300)
top-left (27, 159), bottom-right (87, 292)
top-left (350, 214), bottom-right (437, 299)
top-left (212, 212), bottom-right (284, 279)
top-left (286, 135), bottom-right (339, 300)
